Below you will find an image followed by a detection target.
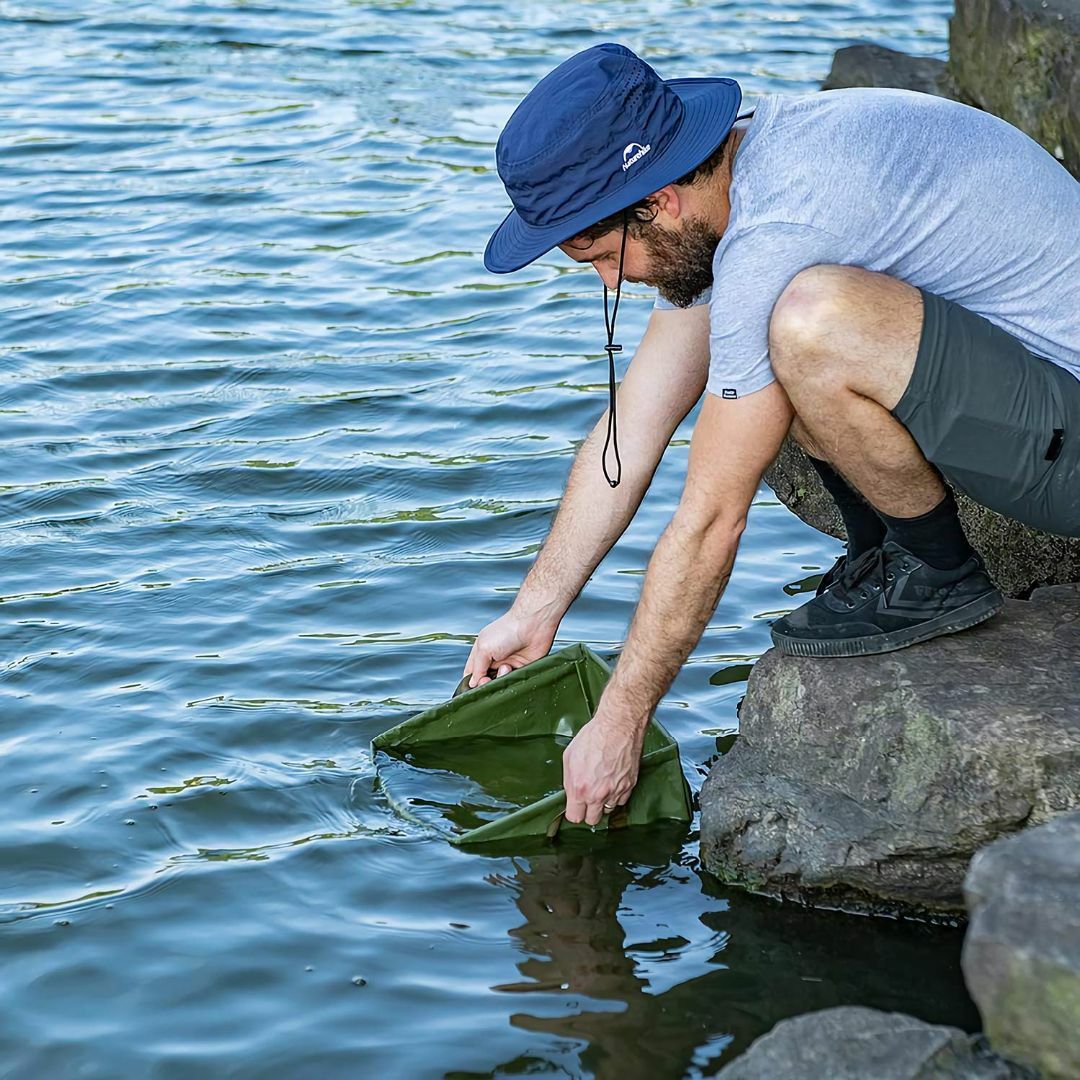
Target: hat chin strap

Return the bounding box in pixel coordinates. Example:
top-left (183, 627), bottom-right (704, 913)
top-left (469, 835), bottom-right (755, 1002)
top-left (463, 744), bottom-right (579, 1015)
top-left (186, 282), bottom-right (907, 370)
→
top-left (601, 212), bottom-right (629, 488)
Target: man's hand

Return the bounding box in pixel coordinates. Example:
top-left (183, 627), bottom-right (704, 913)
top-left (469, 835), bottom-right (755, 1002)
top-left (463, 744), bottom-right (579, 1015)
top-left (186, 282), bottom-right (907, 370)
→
top-left (462, 607), bottom-right (559, 689)
top-left (561, 709), bottom-right (645, 826)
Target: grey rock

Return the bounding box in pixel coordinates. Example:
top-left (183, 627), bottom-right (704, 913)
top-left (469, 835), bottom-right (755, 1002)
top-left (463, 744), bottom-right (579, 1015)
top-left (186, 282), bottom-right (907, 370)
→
top-left (763, 437), bottom-right (1080, 598)
top-left (823, 43), bottom-right (956, 97)
top-left (716, 1006), bottom-right (1030, 1079)
top-left (962, 810), bottom-right (1080, 1079)
top-left (949, 0), bottom-right (1080, 178)
top-left (700, 585), bottom-right (1080, 916)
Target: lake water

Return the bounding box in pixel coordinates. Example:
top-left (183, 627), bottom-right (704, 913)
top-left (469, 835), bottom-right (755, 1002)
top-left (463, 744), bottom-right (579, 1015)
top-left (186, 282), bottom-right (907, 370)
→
top-left (0, 1), bottom-right (977, 1076)
top-left (379, 733), bottom-right (572, 834)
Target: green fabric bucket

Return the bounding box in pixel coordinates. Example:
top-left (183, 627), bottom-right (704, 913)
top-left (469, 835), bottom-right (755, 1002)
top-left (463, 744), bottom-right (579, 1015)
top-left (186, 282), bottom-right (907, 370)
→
top-left (371, 644), bottom-right (693, 847)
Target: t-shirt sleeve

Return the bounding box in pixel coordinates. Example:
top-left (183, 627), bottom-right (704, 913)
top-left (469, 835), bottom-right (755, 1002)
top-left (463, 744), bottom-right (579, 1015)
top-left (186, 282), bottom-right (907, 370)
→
top-left (705, 222), bottom-right (843, 400)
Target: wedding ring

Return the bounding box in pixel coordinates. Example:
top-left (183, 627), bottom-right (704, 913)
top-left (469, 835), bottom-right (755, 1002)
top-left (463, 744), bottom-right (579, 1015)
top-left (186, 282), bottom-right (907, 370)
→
top-left (603, 803), bottom-right (616, 812)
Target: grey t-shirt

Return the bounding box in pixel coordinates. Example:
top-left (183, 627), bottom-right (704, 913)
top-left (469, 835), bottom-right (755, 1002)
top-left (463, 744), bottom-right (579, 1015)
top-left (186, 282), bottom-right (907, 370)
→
top-left (656, 88), bottom-right (1080, 399)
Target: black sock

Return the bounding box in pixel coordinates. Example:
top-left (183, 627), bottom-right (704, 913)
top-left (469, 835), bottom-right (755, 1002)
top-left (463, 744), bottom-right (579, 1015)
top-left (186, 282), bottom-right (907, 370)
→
top-left (877, 488), bottom-right (974, 570)
top-left (808, 456), bottom-right (886, 559)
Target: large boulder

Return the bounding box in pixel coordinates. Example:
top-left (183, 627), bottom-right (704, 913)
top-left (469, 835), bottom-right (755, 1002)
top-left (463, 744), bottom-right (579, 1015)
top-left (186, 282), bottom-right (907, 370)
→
top-left (699, 584), bottom-right (1080, 917)
top-left (962, 811), bottom-right (1080, 1079)
top-left (715, 1006), bottom-right (1030, 1079)
top-left (822, 43), bottom-right (956, 98)
top-left (949, 0), bottom-right (1080, 177)
top-left (763, 437), bottom-right (1080, 599)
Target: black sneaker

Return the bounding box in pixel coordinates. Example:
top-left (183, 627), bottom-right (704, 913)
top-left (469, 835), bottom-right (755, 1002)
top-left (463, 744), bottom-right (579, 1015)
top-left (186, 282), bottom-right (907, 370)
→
top-left (771, 541), bottom-right (1004, 658)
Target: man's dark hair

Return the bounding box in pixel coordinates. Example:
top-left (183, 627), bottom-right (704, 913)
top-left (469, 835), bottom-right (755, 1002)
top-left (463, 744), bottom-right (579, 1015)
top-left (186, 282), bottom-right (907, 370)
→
top-left (567, 127), bottom-right (737, 248)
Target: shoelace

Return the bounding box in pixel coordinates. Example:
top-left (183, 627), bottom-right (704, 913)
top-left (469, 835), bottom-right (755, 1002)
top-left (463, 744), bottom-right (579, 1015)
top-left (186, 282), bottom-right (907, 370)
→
top-left (601, 213), bottom-right (629, 488)
top-left (830, 546), bottom-right (896, 610)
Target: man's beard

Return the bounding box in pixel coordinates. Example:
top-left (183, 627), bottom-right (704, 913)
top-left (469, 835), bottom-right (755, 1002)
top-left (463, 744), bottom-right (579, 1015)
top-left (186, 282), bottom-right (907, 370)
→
top-left (640, 218), bottom-right (721, 308)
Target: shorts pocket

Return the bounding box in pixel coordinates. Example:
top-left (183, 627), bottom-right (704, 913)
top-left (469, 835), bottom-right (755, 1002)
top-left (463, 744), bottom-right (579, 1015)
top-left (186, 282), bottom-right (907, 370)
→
top-left (1042, 380), bottom-right (1080, 537)
top-left (929, 376), bottom-right (1065, 531)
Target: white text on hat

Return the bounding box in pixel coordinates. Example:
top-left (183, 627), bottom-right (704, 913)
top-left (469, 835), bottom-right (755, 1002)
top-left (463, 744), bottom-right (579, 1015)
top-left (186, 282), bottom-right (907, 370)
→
top-left (622, 142), bottom-right (652, 172)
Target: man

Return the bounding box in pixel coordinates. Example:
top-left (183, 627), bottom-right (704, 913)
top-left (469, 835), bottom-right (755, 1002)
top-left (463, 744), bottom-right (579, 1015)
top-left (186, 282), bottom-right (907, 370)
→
top-left (463, 43), bottom-right (1080, 826)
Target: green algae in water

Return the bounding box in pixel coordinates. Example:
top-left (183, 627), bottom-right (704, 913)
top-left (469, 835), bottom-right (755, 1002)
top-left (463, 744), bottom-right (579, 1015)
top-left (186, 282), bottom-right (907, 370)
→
top-left (378, 733), bottom-right (571, 835)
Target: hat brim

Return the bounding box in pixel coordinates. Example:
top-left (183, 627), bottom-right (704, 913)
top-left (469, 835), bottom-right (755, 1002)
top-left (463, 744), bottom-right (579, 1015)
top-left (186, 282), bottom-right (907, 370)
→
top-left (483, 77), bottom-right (742, 274)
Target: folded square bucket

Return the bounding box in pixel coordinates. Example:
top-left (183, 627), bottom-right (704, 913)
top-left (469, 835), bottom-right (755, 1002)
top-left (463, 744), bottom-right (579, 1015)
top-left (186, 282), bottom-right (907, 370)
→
top-left (372, 644), bottom-right (693, 847)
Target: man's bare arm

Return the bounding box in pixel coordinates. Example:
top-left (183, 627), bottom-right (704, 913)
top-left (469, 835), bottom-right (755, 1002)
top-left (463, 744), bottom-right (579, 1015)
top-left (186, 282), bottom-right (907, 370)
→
top-left (515, 303), bottom-right (711, 618)
top-left (561, 381), bottom-right (795, 823)
top-left (464, 303), bottom-right (710, 686)
top-left (607, 382), bottom-right (794, 716)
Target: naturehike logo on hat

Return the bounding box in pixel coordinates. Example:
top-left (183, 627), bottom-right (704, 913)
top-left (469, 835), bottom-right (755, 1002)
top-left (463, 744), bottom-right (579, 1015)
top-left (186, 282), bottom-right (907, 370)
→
top-left (621, 141), bottom-right (652, 172)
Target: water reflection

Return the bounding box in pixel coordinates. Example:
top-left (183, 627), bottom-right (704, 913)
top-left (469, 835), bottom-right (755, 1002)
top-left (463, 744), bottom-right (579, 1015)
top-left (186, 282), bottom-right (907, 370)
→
top-left (483, 831), bottom-right (979, 1077)
top-left (492, 836), bottom-right (728, 1078)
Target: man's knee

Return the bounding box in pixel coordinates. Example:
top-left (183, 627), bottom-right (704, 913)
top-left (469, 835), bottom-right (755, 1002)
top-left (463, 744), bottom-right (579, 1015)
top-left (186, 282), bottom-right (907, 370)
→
top-left (769, 264), bottom-right (880, 382)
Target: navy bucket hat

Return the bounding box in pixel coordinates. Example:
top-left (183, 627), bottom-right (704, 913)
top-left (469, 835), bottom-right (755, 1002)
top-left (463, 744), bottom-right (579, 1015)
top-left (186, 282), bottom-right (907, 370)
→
top-left (484, 43), bottom-right (741, 273)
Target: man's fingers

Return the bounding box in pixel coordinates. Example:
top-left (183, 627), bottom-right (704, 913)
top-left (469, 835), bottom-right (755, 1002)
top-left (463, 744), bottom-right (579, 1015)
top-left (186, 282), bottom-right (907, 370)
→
top-left (566, 792), bottom-right (630, 827)
top-left (468, 649), bottom-right (495, 688)
top-left (476, 664), bottom-right (506, 688)
top-left (472, 660), bottom-right (516, 689)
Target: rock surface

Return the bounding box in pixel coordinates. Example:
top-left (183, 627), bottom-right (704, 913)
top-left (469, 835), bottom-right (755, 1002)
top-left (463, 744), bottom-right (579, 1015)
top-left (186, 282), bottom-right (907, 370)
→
top-left (962, 810), bottom-right (1080, 1079)
top-left (763, 437), bottom-right (1080, 599)
top-left (699, 585), bottom-right (1080, 916)
top-left (822, 43), bottom-right (956, 97)
top-left (715, 1006), bottom-right (1030, 1079)
top-left (949, 0), bottom-right (1080, 177)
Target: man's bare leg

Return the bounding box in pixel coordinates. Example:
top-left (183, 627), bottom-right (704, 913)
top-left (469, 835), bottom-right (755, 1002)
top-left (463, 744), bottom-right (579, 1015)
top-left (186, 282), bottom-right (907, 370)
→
top-left (766, 264), bottom-right (1003, 657)
top-left (770, 265), bottom-right (943, 517)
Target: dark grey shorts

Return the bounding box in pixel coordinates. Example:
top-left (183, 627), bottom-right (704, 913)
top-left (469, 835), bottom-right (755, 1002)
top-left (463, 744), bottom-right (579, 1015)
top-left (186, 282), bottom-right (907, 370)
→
top-left (891, 289), bottom-right (1080, 537)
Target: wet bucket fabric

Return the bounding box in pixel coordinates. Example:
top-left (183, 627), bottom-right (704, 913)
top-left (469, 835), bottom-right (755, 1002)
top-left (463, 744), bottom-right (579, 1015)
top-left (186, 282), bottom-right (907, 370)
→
top-left (372, 644), bottom-right (693, 847)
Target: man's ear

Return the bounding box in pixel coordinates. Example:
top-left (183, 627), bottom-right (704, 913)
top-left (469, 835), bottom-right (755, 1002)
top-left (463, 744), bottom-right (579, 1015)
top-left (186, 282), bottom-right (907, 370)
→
top-left (646, 184), bottom-right (682, 224)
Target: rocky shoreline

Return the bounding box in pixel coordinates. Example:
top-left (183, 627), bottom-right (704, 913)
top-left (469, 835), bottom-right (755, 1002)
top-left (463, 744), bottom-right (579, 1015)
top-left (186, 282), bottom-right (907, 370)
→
top-left (714, 813), bottom-right (1080, 1078)
top-left (702, 584), bottom-right (1080, 920)
top-left (705, 0), bottom-right (1080, 1074)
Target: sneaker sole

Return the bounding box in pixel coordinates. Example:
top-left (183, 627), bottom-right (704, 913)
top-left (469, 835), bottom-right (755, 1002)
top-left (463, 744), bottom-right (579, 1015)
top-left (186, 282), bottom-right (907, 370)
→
top-left (770, 589), bottom-right (1005, 659)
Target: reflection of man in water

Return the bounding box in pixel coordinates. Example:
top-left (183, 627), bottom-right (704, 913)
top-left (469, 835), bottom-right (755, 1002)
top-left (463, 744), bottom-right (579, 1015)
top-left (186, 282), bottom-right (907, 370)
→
top-left (481, 835), bottom-right (976, 1077)
top-left (463, 44), bottom-right (1080, 824)
top-left (490, 840), bottom-right (732, 1079)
